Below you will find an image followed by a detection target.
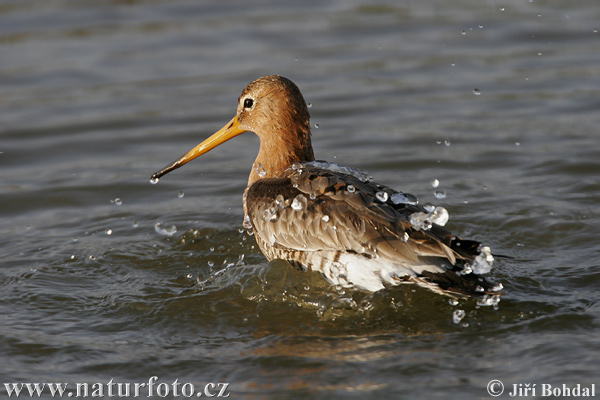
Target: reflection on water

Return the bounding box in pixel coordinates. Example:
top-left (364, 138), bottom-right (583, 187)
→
top-left (1, 0), bottom-right (600, 398)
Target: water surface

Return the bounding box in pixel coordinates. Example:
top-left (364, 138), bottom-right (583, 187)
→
top-left (1, 1), bottom-right (599, 398)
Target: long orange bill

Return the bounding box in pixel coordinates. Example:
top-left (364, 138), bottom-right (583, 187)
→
top-left (151, 116), bottom-right (246, 181)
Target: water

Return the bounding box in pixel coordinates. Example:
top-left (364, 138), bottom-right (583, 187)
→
top-left (2, 1), bottom-right (600, 399)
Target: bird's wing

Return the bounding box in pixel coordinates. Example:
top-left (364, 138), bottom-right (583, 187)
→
top-left (245, 163), bottom-right (479, 267)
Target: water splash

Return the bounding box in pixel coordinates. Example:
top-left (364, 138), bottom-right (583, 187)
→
top-left (410, 206), bottom-right (449, 230)
top-left (154, 223), bottom-right (177, 236)
top-left (409, 212), bottom-right (432, 231)
top-left (452, 309), bottom-right (466, 324)
top-left (471, 246), bottom-right (494, 274)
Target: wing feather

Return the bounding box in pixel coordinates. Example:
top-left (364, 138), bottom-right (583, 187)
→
top-left (246, 164), bottom-right (473, 267)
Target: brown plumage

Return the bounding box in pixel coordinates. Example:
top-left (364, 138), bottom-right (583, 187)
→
top-left (152, 75), bottom-right (501, 298)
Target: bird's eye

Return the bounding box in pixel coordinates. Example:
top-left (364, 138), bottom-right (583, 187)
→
top-left (243, 98), bottom-right (254, 109)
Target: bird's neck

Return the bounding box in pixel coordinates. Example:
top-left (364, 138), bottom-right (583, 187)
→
top-left (248, 127), bottom-right (315, 187)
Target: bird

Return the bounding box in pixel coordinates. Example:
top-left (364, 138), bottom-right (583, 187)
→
top-left (151, 75), bottom-right (501, 299)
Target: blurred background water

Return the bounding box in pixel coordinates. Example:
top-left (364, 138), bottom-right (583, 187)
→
top-left (1, 1), bottom-right (599, 398)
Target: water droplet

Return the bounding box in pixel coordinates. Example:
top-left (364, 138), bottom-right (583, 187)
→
top-left (430, 206), bottom-right (449, 226)
top-left (307, 103), bottom-right (312, 108)
top-left (478, 24), bottom-right (483, 28)
top-left (275, 194), bottom-right (286, 209)
top-left (154, 222), bottom-right (177, 236)
top-left (256, 163), bottom-right (267, 178)
top-left (73, 237), bottom-right (78, 242)
top-left (537, 13), bottom-right (542, 17)
top-left (263, 207), bottom-right (278, 222)
top-left (376, 191), bottom-right (389, 202)
top-left (444, 139), bottom-right (451, 146)
top-left (537, 52), bottom-right (542, 56)
top-left (453, 309), bottom-right (466, 324)
top-left (291, 194), bottom-right (307, 211)
top-left (449, 298), bottom-right (459, 306)
top-left (113, 198), bottom-right (122, 205)
top-left (410, 212), bottom-right (432, 231)
top-left (515, 142), bottom-right (520, 146)
top-left (471, 246), bottom-right (494, 274)
top-left (309, 193), bottom-right (316, 200)
top-left (178, 191), bottom-right (185, 198)
top-left (451, 63), bottom-right (456, 67)
top-left (186, 273), bottom-right (193, 279)
top-left (150, 177), bottom-right (159, 184)
top-left (423, 203), bottom-right (435, 213)
top-left (243, 215), bottom-right (253, 229)
top-left (434, 190), bottom-right (446, 199)
top-left (500, 7), bottom-right (505, 11)
top-left (347, 185), bottom-right (356, 193)
top-left (473, 88), bottom-right (481, 95)
top-left (322, 215), bottom-right (330, 223)
top-left (106, 229), bottom-right (112, 235)
top-left (461, 30), bottom-right (466, 35)
top-left (594, 28), bottom-right (598, 33)
top-left (314, 123), bottom-right (320, 129)
top-left (477, 294), bottom-right (500, 307)
top-left (401, 232), bottom-right (409, 243)
top-left (431, 179), bottom-right (439, 188)
top-left (132, 221), bottom-right (138, 228)
top-left (391, 192), bottom-right (418, 205)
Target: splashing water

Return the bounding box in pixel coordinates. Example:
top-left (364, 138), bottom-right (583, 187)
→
top-left (452, 309), bottom-right (466, 324)
top-left (429, 206), bottom-right (449, 226)
top-left (154, 222), bottom-right (177, 236)
top-left (409, 212), bottom-right (432, 231)
top-left (391, 192), bottom-right (418, 206)
top-left (410, 206), bottom-right (450, 230)
top-left (471, 246), bottom-right (494, 274)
